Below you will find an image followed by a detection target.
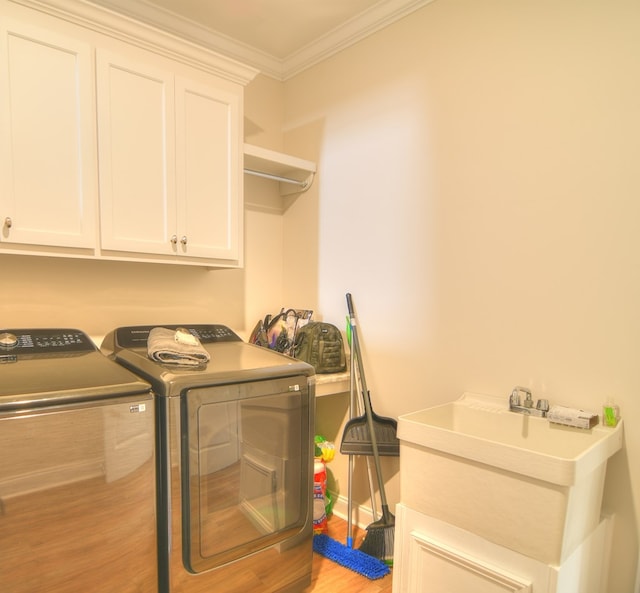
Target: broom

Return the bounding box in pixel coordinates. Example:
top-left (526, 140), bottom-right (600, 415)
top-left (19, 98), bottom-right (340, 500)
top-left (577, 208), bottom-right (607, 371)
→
top-left (344, 315), bottom-right (381, 548)
top-left (346, 293), bottom-right (395, 565)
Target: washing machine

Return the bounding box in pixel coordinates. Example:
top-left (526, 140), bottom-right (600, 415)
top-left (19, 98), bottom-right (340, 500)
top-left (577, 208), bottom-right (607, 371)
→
top-left (101, 324), bottom-right (316, 593)
top-left (0, 328), bottom-right (157, 593)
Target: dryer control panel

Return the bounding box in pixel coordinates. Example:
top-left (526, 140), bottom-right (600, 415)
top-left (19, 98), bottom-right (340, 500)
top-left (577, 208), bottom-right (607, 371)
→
top-left (114, 324), bottom-right (242, 349)
top-left (0, 329), bottom-right (96, 354)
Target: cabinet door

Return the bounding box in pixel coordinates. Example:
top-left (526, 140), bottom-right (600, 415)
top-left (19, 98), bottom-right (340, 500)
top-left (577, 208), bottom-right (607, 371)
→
top-left (394, 504), bottom-right (541, 593)
top-left (175, 76), bottom-right (241, 261)
top-left (97, 49), bottom-right (177, 255)
top-left (0, 19), bottom-right (96, 248)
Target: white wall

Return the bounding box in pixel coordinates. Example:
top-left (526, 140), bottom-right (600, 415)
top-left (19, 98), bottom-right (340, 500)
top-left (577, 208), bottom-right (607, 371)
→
top-left (243, 74), bottom-right (288, 328)
top-left (282, 1), bottom-right (639, 591)
top-left (0, 255), bottom-right (246, 334)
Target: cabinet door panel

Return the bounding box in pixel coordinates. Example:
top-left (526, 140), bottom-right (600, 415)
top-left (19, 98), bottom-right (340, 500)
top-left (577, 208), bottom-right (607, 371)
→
top-left (97, 50), bottom-right (176, 255)
top-left (176, 77), bottom-right (241, 260)
top-left (0, 20), bottom-right (96, 248)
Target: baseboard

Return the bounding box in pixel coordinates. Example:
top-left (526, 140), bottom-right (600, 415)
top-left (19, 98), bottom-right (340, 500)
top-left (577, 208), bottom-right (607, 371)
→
top-left (328, 490), bottom-right (377, 530)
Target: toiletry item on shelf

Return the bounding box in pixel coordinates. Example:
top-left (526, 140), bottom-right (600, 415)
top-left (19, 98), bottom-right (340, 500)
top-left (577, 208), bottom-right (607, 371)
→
top-left (603, 398), bottom-right (620, 427)
top-left (547, 405), bottom-right (598, 429)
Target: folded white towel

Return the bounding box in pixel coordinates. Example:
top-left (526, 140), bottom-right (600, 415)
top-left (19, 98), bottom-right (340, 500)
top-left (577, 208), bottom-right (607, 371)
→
top-left (147, 327), bottom-right (210, 366)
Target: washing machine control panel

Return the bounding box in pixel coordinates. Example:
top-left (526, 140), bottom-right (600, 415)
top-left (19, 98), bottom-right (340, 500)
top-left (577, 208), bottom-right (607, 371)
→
top-left (114, 324), bottom-right (241, 349)
top-left (0, 329), bottom-right (95, 354)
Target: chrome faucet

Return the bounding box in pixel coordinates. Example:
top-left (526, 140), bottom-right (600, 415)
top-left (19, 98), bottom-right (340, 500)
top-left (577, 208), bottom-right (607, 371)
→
top-left (509, 386), bottom-right (549, 417)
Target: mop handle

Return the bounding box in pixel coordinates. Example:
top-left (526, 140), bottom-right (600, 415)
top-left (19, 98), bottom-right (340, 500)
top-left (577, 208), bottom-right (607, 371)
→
top-left (346, 321), bottom-right (355, 548)
top-left (346, 293), bottom-right (389, 510)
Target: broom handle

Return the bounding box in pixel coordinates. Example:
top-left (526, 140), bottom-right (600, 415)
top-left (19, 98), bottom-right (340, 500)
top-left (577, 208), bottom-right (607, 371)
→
top-left (347, 317), bottom-right (379, 540)
top-left (353, 352), bottom-right (379, 522)
top-left (346, 293), bottom-right (390, 512)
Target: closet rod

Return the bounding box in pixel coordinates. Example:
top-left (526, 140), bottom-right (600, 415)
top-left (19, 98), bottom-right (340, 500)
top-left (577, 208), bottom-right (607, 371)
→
top-left (244, 168), bottom-right (311, 188)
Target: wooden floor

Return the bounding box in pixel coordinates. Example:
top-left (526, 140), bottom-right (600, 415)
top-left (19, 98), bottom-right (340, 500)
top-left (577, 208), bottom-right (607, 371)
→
top-left (303, 515), bottom-right (393, 593)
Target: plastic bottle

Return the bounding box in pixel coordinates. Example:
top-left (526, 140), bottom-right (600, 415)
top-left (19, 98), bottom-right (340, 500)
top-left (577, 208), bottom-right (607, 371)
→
top-left (603, 398), bottom-right (620, 427)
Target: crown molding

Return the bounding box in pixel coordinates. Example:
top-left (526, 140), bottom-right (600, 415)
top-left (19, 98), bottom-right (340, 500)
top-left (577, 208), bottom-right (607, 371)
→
top-left (9, 0), bottom-right (259, 84)
top-left (82, 0), bottom-right (435, 81)
top-left (283, 0), bottom-right (436, 80)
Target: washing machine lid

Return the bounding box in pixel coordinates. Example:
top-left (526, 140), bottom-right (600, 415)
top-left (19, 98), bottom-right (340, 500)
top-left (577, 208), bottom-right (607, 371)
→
top-left (104, 324), bottom-right (315, 397)
top-left (0, 328), bottom-right (151, 411)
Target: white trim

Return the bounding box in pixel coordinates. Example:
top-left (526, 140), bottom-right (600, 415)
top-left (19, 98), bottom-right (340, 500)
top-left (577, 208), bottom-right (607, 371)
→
top-left (68, 0), bottom-right (436, 80)
top-left (8, 0), bottom-right (259, 84)
top-left (408, 530), bottom-right (533, 592)
top-left (284, 0), bottom-right (437, 80)
top-left (330, 491), bottom-right (378, 531)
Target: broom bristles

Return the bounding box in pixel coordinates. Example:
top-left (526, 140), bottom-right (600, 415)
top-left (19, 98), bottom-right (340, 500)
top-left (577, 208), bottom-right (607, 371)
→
top-left (358, 509), bottom-right (395, 565)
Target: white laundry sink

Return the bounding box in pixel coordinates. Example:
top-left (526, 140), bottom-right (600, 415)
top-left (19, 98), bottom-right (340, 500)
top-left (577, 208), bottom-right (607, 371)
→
top-left (398, 392), bottom-right (623, 564)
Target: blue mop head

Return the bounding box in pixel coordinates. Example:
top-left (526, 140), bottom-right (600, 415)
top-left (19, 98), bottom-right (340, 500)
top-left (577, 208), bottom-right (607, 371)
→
top-left (313, 534), bottom-right (390, 580)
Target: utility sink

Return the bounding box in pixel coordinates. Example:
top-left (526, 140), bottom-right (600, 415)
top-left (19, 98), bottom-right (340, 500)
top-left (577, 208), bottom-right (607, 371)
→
top-left (398, 392), bottom-right (623, 565)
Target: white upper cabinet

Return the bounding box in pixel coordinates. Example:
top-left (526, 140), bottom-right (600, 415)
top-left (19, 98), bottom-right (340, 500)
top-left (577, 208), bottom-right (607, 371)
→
top-left (0, 18), bottom-right (97, 249)
top-left (0, 0), bottom-right (256, 267)
top-left (97, 49), bottom-right (241, 263)
top-left (97, 49), bottom-right (177, 256)
top-left (175, 77), bottom-right (241, 261)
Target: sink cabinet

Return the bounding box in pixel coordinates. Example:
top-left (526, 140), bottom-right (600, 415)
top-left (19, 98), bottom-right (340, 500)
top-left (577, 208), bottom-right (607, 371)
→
top-left (394, 503), bottom-right (611, 593)
top-left (393, 393), bottom-right (622, 593)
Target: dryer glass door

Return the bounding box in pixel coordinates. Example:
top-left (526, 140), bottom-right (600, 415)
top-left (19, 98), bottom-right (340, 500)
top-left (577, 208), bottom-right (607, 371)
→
top-left (181, 374), bottom-right (312, 573)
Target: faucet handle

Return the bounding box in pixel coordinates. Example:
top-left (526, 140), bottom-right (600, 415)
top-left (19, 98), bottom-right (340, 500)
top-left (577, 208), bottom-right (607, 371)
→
top-left (536, 399), bottom-right (549, 412)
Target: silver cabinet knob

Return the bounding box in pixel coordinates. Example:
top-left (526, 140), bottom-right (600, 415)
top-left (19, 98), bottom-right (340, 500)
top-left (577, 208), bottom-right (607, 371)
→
top-left (4, 217), bottom-right (12, 228)
top-left (180, 236), bottom-right (187, 246)
top-left (170, 235), bottom-right (178, 245)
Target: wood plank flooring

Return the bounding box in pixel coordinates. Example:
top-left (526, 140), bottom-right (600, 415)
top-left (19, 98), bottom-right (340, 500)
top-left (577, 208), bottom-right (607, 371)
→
top-left (303, 516), bottom-right (393, 593)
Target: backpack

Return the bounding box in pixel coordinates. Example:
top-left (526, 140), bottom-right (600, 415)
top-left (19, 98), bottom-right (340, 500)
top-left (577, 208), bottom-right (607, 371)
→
top-left (294, 322), bottom-right (347, 374)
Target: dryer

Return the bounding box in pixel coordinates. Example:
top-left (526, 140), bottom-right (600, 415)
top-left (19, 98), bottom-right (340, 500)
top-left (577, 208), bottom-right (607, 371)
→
top-left (102, 324), bottom-right (315, 593)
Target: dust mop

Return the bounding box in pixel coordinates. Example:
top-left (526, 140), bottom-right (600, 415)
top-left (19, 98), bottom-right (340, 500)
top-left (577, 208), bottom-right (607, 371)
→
top-left (346, 320), bottom-right (356, 548)
top-left (312, 534), bottom-right (390, 579)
